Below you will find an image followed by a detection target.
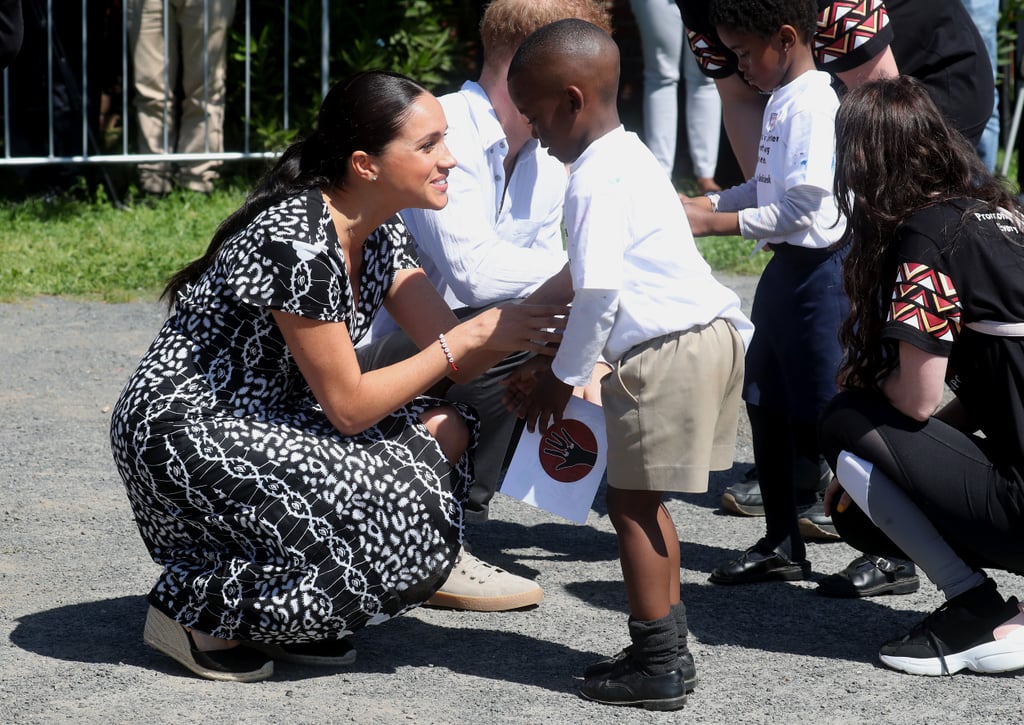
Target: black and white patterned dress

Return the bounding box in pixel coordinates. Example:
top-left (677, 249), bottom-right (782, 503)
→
top-left (110, 188), bottom-right (474, 643)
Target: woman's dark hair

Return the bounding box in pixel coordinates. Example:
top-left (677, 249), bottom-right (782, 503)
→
top-left (162, 70), bottom-right (428, 306)
top-left (833, 75), bottom-right (1022, 390)
top-left (709, 0), bottom-right (818, 42)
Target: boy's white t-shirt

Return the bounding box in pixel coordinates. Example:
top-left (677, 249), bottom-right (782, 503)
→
top-left (714, 69), bottom-right (845, 249)
top-left (551, 126), bottom-right (753, 387)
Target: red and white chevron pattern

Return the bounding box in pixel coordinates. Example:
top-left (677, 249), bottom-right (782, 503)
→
top-left (814, 0), bottom-right (889, 66)
top-left (688, 29), bottom-right (730, 74)
top-left (889, 262), bottom-right (961, 342)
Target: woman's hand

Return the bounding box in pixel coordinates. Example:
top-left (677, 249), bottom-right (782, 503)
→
top-left (823, 475), bottom-right (852, 517)
top-left (467, 302), bottom-right (568, 355)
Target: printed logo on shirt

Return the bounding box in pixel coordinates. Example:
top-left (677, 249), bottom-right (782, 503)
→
top-left (974, 209), bottom-right (1024, 237)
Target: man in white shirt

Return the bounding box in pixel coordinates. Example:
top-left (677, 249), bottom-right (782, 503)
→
top-left (357, 0), bottom-right (613, 612)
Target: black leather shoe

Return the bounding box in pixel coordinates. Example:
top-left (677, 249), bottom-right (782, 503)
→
top-left (817, 555), bottom-right (920, 597)
top-left (583, 646), bottom-right (698, 692)
top-left (709, 545), bottom-right (811, 585)
top-left (580, 653), bottom-right (687, 711)
top-left (797, 500), bottom-right (841, 541)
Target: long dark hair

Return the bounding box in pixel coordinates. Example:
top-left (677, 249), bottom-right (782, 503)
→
top-left (833, 75), bottom-right (1022, 390)
top-left (162, 70), bottom-right (428, 306)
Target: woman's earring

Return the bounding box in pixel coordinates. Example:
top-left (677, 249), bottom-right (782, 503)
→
top-left (371, 174), bottom-right (378, 182)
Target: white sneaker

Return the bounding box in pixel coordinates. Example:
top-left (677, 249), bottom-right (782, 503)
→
top-left (425, 550), bottom-right (544, 612)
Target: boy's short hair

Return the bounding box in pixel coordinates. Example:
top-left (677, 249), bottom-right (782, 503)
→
top-left (479, 0), bottom-right (612, 65)
top-left (508, 17), bottom-right (620, 102)
top-left (709, 0), bottom-right (818, 42)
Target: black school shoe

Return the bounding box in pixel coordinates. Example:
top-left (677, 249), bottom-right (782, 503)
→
top-left (709, 542), bottom-right (811, 585)
top-left (817, 555), bottom-right (920, 597)
top-left (579, 651), bottom-right (687, 711)
top-left (879, 579), bottom-right (1024, 676)
top-left (582, 645), bottom-right (698, 692)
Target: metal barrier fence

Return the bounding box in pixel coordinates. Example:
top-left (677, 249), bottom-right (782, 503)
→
top-left (0, 0), bottom-right (332, 169)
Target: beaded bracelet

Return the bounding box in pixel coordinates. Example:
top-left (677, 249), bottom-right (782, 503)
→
top-left (438, 332), bottom-right (458, 372)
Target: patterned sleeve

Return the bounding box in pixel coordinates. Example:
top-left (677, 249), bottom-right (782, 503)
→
top-left (679, 0), bottom-right (894, 79)
top-left (679, 1), bottom-right (737, 79)
top-left (881, 218), bottom-right (961, 357)
top-left (814, 0), bottom-right (894, 74)
top-left (230, 192), bottom-right (350, 323)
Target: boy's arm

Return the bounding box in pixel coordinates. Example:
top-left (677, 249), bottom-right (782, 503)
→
top-left (731, 107), bottom-right (840, 243)
top-left (551, 288), bottom-right (617, 387)
top-left (682, 177), bottom-right (755, 237)
top-left (513, 288), bottom-right (617, 433)
top-left (735, 185), bottom-right (834, 240)
top-left (685, 205), bottom-right (740, 237)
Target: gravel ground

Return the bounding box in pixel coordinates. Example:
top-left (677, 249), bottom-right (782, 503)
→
top-left (2, 274), bottom-right (1023, 724)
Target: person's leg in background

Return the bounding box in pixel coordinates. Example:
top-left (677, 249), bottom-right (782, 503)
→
top-left (176, 0), bottom-right (235, 193)
top-left (628, 0), bottom-right (683, 177)
top-left (681, 27), bottom-right (721, 193)
top-left (128, 0), bottom-right (179, 195)
top-left (961, 0), bottom-right (999, 171)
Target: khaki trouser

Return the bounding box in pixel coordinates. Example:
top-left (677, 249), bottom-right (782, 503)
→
top-left (128, 0), bottom-right (235, 193)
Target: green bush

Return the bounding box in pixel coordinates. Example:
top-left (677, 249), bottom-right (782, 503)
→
top-left (224, 0), bottom-right (481, 152)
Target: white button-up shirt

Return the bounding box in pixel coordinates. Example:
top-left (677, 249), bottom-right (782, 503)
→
top-left (401, 80), bottom-right (568, 309)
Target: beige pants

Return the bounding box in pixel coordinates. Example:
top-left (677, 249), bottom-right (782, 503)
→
top-left (602, 317), bottom-right (746, 493)
top-left (128, 0), bottom-right (236, 193)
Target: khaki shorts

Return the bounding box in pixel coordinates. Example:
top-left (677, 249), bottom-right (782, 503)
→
top-left (602, 317), bottom-right (745, 492)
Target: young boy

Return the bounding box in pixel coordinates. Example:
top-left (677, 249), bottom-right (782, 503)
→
top-left (506, 18), bottom-right (753, 711)
top-left (683, 0), bottom-right (854, 587)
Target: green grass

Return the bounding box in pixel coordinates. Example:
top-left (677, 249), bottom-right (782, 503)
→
top-left (0, 177), bottom-right (762, 303)
top-left (0, 183), bottom-right (245, 302)
top-left (698, 234), bottom-right (768, 276)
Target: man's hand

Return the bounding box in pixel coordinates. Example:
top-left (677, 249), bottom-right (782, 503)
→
top-left (507, 366), bottom-right (572, 433)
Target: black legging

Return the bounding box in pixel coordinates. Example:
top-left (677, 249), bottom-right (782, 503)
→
top-left (818, 389), bottom-right (1024, 576)
top-left (747, 402), bottom-right (821, 562)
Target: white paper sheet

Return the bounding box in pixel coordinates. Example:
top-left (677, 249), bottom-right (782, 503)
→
top-left (498, 396), bottom-right (607, 524)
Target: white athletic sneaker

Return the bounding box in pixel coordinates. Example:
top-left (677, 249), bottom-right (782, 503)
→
top-left (424, 549), bottom-right (544, 612)
top-left (879, 580), bottom-right (1024, 676)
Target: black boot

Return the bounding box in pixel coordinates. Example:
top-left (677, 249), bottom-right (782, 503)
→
top-left (581, 602), bottom-right (697, 692)
top-left (579, 613), bottom-right (686, 711)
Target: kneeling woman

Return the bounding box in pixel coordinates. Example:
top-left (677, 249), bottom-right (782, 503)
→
top-left (109, 71), bottom-right (565, 682)
top-left (820, 76), bottom-right (1024, 677)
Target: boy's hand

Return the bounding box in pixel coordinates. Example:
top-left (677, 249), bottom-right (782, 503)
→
top-left (682, 204), bottom-right (717, 237)
top-left (508, 366), bottom-right (572, 433)
top-left (501, 356), bottom-right (551, 408)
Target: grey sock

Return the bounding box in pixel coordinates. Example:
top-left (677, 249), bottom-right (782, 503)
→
top-left (628, 613), bottom-right (678, 675)
top-left (671, 601), bottom-right (689, 653)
